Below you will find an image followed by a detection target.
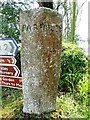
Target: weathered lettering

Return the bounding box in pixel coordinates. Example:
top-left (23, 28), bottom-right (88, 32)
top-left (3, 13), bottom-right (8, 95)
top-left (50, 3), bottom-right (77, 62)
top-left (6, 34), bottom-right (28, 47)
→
top-left (21, 23), bottom-right (62, 32)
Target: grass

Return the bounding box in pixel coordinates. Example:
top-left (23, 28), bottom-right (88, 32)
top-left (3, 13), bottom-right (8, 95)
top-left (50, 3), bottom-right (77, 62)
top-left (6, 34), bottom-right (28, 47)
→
top-left (1, 78), bottom-right (89, 119)
top-left (52, 93), bottom-right (88, 118)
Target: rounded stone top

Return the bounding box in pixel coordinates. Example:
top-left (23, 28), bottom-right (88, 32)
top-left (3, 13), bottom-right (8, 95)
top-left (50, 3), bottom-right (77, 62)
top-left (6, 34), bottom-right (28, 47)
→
top-left (20, 7), bottom-right (62, 22)
top-left (20, 7), bottom-right (62, 35)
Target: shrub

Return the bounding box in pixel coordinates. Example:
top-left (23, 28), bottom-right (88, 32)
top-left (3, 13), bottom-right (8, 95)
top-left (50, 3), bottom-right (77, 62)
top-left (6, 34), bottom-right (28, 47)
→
top-left (58, 42), bottom-right (88, 92)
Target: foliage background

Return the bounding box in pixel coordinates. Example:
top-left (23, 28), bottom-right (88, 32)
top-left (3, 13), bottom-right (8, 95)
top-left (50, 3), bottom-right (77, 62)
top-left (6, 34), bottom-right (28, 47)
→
top-left (0, 1), bottom-right (89, 119)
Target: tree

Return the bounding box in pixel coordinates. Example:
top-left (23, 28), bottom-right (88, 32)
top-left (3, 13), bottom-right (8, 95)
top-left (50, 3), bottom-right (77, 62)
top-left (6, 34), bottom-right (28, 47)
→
top-left (38, 0), bottom-right (53, 9)
top-left (1, 2), bottom-right (20, 43)
top-left (56, 0), bottom-right (73, 40)
top-left (71, 0), bottom-right (76, 43)
top-left (56, 0), bottom-right (87, 43)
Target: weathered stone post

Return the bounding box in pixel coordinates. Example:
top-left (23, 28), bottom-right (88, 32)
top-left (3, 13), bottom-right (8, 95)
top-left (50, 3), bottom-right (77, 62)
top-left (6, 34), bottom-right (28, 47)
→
top-left (20, 7), bottom-right (62, 114)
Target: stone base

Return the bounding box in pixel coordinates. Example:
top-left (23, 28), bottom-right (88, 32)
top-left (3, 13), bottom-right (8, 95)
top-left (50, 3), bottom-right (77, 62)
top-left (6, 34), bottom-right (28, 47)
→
top-left (23, 103), bottom-right (56, 115)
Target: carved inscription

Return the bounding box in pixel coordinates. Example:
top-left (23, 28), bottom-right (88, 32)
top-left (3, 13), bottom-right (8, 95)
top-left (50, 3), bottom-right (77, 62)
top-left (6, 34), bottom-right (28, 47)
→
top-left (21, 23), bottom-right (62, 32)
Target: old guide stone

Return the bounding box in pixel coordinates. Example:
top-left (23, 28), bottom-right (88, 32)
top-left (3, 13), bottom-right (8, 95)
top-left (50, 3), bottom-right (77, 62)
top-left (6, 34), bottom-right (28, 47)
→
top-left (20, 7), bottom-right (62, 114)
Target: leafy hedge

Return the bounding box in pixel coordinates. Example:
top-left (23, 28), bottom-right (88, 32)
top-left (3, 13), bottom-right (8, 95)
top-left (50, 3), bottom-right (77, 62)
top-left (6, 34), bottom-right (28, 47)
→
top-left (58, 42), bottom-right (88, 92)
